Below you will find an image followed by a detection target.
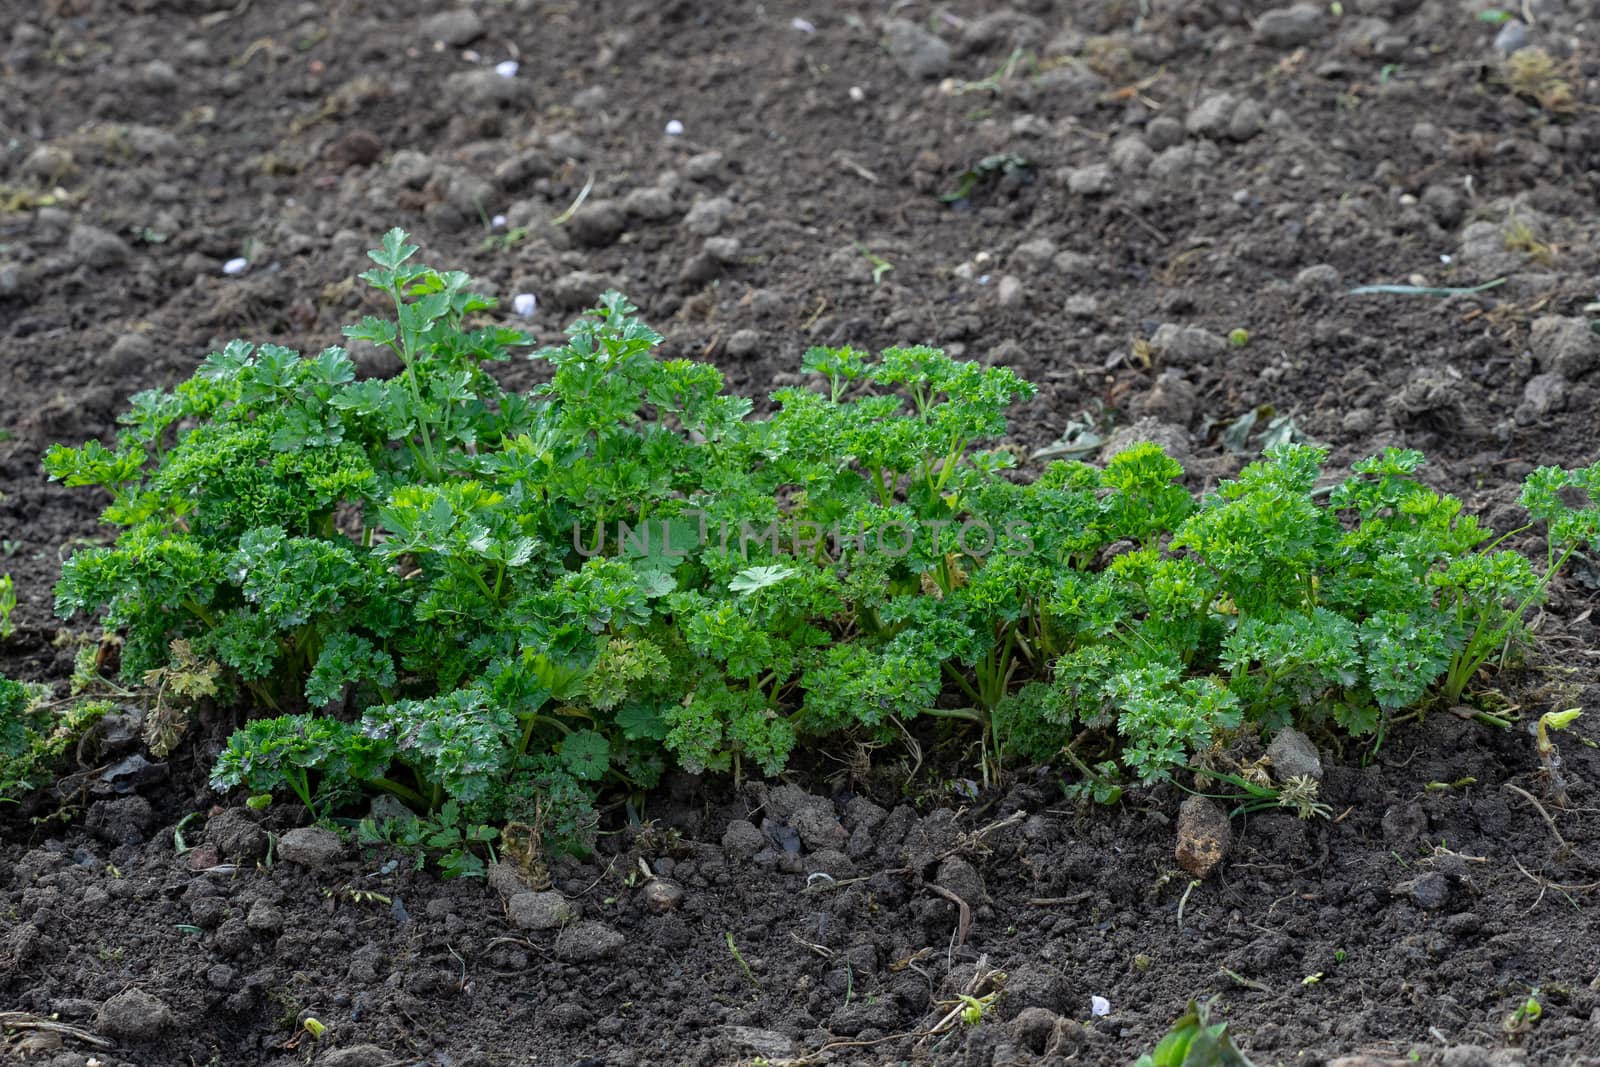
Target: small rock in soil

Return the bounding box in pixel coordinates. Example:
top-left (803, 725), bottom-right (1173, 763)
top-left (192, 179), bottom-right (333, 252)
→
top-left (1150, 323), bottom-right (1225, 366)
top-left (789, 804), bottom-right (848, 852)
top-left (140, 59), bottom-right (179, 93)
top-left (0, 261), bottom-right (22, 298)
top-left (829, 997), bottom-right (902, 1036)
top-left (206, 964), bottom-right (236, 990)
top-left (67, 224), bottom-right (132, 270)
top-left (843, 796), bottom-right (887, 832)
top-left (493, 147), bottom-right (553, 191)
top-left (999, 965), bottom-right (1072, 1017)
top-left (1186, 93), bottom-right (1237, 139)
top-left (320, 1044), bottom-right (399, 1067)
top-left (1130, 370), bottom-right (1197, 427)
top-left (882, 19), bottom-right (951, 79)
top-left (188, 894), bottom-right (225, 928)
top-left (934, 855), bottom-right (985, 907)
top-left (548, 270), bottom-right (614, 310)
top-left (1109, 135), bottom-right (1153, 174)
top-left (959, 11), bottom-right (1046, 52)
top-left (1529, 316), bottom-right (1598, 379)
top-left (1254, 3), bottom-right (1325, 47)
top-left (703, 236), bottom-right (742, 263)
top-left (997, 275), bottom-right (1025, 306)
top-left (720, 1026), bottom-right (798, 1061)
top-left (507, 890), bottom-right (576, 931)
top-left (640, 879), bottom-right (684, 914)
top-left (682, 196), bottom-right (735, 236)
top-left (85, 796), bottom-right (154, 845)
top-left (485, 861), bottom-right (534, 898)
top-left (1396, 871), bottom-right (1453, 910)
top-left (96, 988), bottom-right (175, 1041)
top-left (1518, 372), bottom-right (1568, 421)
top-left (245, 899), bottom-right (284, 933)
top-left (1295, 263), bottom-right (1341, 290)
top-left (805, 849), bottom-right (855, 880)
top-left (1420, 183), bottom-right (1464, 227)
top-left (1052, 250), bottom-right (1096, 280)
top-left (725, 328), bottom-right (761, 358)
top-left (21, 144), bottom-right (74, 179)
top-left (721, 819), bottom-right (766, 859)
top-left (555, 920), bottom-right (625, 961)
top-left (566, 199), bottom-right (625, 248)
top-left (1146, 115), bottom-right (1185, 150)
top-left (204, 807), bottom-right (266, 861)
top-left (1228, 98), bottom-right (1265, 141)
top-left (276, 827), bottom-right (345, 869)
top-left (1012, 1006), bottom-right (1060, 1054)
top-left (1492, 20), bottom-right (1531, 55)
top-left (684, 150), bottom-right (724, 181)
top-left (622, 186), bottom-right (677, 220)
top-left (1267, 727), bottom-right (1323, 782)
top-left (326, 129), bottom-right (384, 168)
top-left (678, 255), bottom-right (718, 291)
top-left (419, 9), bottom-right (484, 46)
top-left (1175, 795), bottom-right (1231, 877)
top-left (212, 917), bottom-right (253, 957)
top-left (1098, 419), bottom-right (1193, 468)
top-left (443, 68), bottom-right (532, 109)
top-left (1065, 163), bottom-right (1112, 196)
top-left (1381, 801), bottom-right (1428, 846)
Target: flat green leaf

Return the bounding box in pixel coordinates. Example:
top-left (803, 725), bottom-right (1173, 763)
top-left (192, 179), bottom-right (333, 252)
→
top-left (561, 729), bottom-right (610, 781)
top-left (729, 565), bottom-right (795, 595)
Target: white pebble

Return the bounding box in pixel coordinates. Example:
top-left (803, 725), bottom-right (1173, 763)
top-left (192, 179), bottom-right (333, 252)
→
top-left (665, 119), bottom-right (685, 136)
top-left (1439, 253), bottom-right (1452, 264)
top-left (512, 293), bottom-right (538, 317)
top-left (848, 86), bottom-right (866, 102)
top-left (495, 60), bottom-right (519, 78)
top-left (791, 17), bottom-right (816, 33)
top-left (222, 257), bottom-right (248, 276)
top-left (1091, 995), bottom-right (1111, 1017)
top-left (491, 214), bottom-right (507, 229)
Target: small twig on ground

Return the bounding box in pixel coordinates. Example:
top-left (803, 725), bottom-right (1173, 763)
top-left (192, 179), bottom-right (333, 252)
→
top-left (1504, 782), bottom-right (1571, 858)
top-left (927, 883), bottom-right (973, 947)
top-left (1027, 892), bottom-right (1093, 906)
top-left (0, 1012), bottom-right (114, 1050)
top-left (1218, 967), bottom-right (1272, 994)
top-left (1177, 878), bottom-right (1202, 932)
top-left (790, 932), bottom-right (837, 959)
top-left (550, 172), bottom-right (595, 226)
top-left (832, 153), bottom-right (881, 184)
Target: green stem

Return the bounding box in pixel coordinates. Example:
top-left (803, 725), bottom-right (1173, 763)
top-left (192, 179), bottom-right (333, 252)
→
top-left (942, 661), bottom-right (985, 706)
top-left (388, 289), bottom-right (439, 481)
top-left (182, 598), bottom-right (218, 628)
top-left (369, 775), bottom-right (429, 809)
top-left (920, 705), bottom-right (986, 725)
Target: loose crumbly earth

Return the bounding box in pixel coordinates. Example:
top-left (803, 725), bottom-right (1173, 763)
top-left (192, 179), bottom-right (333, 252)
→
top-left (2, 1), bottom-right (1599, 1064)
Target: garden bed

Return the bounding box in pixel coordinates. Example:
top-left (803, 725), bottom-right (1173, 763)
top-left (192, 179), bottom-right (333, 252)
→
top-left (2, 1), bottom-right (1599, 1065)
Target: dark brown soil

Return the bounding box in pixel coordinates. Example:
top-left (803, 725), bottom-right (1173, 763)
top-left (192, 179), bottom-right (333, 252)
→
top-left (3, 1), bottom-right (1600, 1064)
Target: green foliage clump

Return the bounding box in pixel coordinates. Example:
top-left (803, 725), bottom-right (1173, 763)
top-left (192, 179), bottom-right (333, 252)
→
top-left (1, 676), bottom-right (110, 803)
top-left (43, 228), bottom-right (1600, 864)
